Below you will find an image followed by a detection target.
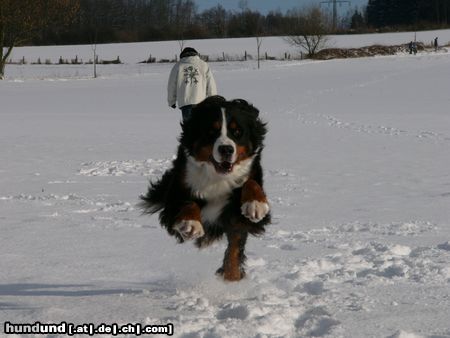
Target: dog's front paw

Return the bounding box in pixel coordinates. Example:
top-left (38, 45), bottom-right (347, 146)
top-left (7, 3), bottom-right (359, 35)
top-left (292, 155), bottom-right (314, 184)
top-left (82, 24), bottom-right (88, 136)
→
top-left (174, 220), bottom-right (205, 240)
top-left (241, 201), bottom-right (270, 223)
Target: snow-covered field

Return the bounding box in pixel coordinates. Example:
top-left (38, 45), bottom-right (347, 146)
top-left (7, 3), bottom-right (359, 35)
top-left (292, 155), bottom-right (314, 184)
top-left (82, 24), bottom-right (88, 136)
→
top-left (7, 28), bottom-right (450, 67)
top-left (1, 32), bottom-right (450, 337)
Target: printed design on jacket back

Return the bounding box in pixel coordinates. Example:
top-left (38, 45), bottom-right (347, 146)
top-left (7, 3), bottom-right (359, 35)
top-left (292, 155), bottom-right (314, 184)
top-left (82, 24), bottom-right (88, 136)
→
top-left (183, 66), bottom-right (199, 85)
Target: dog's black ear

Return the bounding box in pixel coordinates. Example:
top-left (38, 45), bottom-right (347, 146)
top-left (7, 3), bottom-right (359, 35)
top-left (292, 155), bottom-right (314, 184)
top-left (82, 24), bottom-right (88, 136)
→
top-left (189, 95), bottom-right (226, 121)
top-left (200, 95), bottom-right (227, 109)
top-left (180, 96), bottom-right (225, 147)
top-left (230, 99), bottom-right (259, 119)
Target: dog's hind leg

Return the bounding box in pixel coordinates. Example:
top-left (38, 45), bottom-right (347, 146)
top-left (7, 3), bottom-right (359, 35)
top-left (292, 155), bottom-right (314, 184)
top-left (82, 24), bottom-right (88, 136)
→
top-left (218, 230), bottom-right (248, 281)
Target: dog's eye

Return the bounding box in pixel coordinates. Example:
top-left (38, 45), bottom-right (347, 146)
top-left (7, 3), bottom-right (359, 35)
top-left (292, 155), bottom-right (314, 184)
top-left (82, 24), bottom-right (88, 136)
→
top-left (232, 128), bottom-right (242, 138)
top-left (209, 129), bottom-right (219, 137)
top-left (209, 121), bottom-right (221, 137)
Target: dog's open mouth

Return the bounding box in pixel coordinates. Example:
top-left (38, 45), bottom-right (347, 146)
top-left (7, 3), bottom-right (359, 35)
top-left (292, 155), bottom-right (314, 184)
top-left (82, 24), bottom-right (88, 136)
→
top-left (211, 157), bottom-right (234, 174)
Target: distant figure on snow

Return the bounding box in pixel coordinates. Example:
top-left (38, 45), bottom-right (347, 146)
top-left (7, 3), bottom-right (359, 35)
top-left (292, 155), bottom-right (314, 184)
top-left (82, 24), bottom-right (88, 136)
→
top-left (167, 47), bottom-right (217, 122)
top-left (409, 41), bottom-right (417, 55)
top-left (434, 37), bottom-right (439, 52)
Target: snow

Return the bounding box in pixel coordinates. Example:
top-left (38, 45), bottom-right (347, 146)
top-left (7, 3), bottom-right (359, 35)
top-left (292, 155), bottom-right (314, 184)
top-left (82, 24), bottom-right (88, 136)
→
top-left (1, 31), bottom-right (450, 337)
top-left (7, 28), bottom-right (450, 66)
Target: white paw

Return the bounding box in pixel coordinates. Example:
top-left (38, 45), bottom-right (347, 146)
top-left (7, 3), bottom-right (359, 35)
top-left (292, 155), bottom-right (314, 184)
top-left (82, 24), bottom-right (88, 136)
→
top-left (174, 220), bottom-right (205, 240)
top-left (241, 201), bottom-right (270, 223)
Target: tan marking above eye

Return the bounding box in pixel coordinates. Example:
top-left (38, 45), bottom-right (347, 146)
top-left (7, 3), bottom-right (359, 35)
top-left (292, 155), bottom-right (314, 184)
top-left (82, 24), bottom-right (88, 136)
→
top-left (213, 121), bottom-right (221, 130)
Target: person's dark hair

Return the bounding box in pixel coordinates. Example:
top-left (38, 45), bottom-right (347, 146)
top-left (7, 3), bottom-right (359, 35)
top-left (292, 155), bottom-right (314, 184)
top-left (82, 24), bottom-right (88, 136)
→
top-left (180, 47), bottom-right (199, 59)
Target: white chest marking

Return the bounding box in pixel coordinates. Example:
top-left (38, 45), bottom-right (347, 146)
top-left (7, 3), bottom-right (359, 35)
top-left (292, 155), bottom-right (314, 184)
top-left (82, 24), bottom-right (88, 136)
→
top-left (185, 153), bottom-right (255, 224)
top-left (201, 198), bottom-right (229, 224)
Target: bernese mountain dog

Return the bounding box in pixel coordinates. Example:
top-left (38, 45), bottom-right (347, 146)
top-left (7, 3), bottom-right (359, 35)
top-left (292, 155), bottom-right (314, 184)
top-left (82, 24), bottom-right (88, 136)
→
top-left (139, 95), bottom-right (270, 281)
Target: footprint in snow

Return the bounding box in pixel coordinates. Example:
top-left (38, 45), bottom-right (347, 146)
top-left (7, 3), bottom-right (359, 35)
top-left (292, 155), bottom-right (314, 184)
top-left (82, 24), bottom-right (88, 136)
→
top-left (297, 280), bottom-right (326, 296)
top-left (295, 306), bottom-right (340, 337)
top-left (216, 303), bottom-right (250, 320)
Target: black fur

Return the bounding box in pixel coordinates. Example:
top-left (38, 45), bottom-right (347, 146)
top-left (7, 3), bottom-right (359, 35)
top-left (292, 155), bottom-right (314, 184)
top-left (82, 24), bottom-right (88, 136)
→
top-left (139, 96), bottom-right (270, 279)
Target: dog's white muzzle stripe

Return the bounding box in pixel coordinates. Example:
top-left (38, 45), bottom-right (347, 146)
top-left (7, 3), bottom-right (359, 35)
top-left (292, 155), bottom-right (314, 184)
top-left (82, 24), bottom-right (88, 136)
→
top-left (213, 108), bottom-right (237, 163)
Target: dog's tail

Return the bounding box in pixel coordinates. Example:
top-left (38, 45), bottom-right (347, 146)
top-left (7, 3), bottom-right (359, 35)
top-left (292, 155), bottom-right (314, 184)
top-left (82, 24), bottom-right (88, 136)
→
top-left (138, 170), bottom-right (173, 214)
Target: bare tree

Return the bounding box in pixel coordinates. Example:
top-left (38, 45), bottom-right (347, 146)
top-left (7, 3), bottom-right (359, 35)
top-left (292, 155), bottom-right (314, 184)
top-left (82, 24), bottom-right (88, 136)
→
top-left (284, 6), bottom-right (330, 58)
top-left (200, 4), bottom-right (228, 38)
top-left (256, 36), bottom-right (263, 69)
top-left (173, 0), bottom-right (195, 51)
top-left (178, 39), bottom-right (185, 52)
top-left (91, 29), bottom-right (98, 78)
top-left (0, 0), bottom-right (79, 79)
top-left (254, 15), bottom-right (264, 69)
top-left (238, 0), bottom-right (249, 12)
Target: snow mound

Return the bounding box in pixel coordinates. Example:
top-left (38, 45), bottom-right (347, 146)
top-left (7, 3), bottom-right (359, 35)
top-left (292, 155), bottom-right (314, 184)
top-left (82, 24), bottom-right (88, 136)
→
top-left (78, 158), bottom-right (172, 177)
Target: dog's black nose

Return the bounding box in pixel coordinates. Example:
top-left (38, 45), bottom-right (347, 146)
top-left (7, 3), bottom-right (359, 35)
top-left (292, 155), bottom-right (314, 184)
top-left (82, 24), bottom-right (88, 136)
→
top-left (218, 145), bottom-right (234, 157)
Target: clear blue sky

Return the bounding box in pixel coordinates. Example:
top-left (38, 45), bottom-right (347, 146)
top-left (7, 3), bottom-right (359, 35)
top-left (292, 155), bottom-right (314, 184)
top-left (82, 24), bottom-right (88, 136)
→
top-left (195, 0), bottom-right (368, 14)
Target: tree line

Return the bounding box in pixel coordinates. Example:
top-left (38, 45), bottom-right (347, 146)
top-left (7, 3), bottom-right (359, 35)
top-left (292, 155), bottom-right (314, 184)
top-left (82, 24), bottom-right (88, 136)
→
top-left (8, 0), bottom-right (450, 47)
top-left (366, 0), bottom-right (450, 29)
top-left (0, 0), bottom-right (80, 79)
top-left (34, 0), bottom-right (296, 45)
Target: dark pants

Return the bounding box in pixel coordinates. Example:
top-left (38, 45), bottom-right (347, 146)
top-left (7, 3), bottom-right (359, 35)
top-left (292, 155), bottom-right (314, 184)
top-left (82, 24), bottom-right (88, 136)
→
top-left (180, 105), bottom-right (194, 122)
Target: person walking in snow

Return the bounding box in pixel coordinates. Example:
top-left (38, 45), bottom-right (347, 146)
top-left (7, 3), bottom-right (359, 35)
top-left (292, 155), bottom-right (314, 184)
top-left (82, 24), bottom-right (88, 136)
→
top-left (167, 47), bottom-right (217, 122)
top-left (434, 37), bottom-right (439, 52)
top-left (412, 41), bottom-right (417, 55)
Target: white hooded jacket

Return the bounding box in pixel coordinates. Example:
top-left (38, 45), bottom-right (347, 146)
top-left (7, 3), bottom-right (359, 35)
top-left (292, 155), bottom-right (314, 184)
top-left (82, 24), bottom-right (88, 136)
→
top-left (167, 55), bottom-right (217, 108)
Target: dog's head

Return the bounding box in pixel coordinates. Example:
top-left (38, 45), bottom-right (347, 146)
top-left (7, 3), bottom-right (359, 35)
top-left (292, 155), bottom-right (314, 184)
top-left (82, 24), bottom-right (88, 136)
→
top-left (180, 96), bottom-right (267, 175)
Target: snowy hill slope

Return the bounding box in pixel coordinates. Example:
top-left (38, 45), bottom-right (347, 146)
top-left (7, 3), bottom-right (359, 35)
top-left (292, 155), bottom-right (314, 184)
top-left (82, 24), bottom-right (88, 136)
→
top-left (1, 40), bottom-right (450, 337)
top-left (7, 28), bottom-right (450, 65)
